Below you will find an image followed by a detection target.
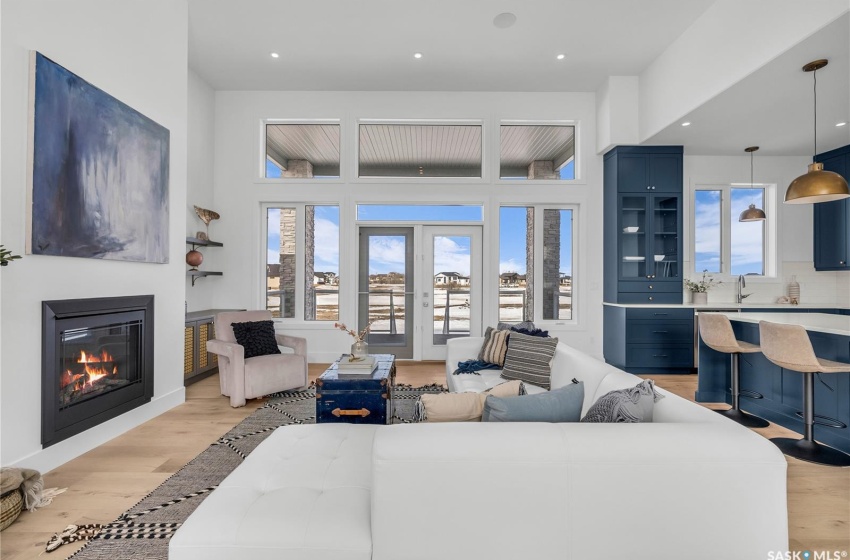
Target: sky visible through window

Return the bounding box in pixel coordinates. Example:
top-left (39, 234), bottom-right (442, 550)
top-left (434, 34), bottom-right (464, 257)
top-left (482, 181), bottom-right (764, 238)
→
top-left (694, 188), bottom-right (764, 276)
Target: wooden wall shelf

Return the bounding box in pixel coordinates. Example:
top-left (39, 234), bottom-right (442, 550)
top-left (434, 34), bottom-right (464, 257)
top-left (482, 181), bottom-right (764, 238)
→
top-left (186, 237), bottom-right (223, 286)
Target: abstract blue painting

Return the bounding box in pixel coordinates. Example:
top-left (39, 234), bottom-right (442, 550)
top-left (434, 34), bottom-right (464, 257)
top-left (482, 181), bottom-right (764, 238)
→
top-left (28, 52), bottom-right (170, 263)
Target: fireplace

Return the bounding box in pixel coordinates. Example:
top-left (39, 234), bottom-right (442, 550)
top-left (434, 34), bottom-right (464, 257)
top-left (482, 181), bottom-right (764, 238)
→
top-left (42, 296), bottom-right (154, 447)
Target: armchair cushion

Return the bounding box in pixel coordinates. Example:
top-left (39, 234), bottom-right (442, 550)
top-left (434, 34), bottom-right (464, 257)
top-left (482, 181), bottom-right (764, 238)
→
top-left (231, 320), bottom-right (281, 359)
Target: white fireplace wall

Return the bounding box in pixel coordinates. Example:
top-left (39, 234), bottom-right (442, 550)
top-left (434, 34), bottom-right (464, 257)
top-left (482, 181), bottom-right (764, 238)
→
top-left (0, 0), bottom-right (189, 472)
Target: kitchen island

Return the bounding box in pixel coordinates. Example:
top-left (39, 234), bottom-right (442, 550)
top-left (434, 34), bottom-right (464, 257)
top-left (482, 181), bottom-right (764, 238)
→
top-left (696, 312), bottom-right (850, 455)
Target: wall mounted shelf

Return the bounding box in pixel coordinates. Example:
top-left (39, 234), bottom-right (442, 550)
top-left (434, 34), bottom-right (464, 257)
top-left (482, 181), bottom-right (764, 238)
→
top-left (186, 237), bottom-right (223, 286)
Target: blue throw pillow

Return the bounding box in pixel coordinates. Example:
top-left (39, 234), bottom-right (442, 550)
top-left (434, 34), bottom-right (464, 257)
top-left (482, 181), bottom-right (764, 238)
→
top-left (510, 326), bottom-right (550, 337)
top-left (483, 381), bottom-right (584, 423)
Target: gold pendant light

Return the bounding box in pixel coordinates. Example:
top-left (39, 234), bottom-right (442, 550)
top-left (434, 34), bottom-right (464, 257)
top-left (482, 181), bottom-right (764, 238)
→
top-left (739, 146), bottom-right (766, 221)
top-left (785, 59), bottom-right (850, 204)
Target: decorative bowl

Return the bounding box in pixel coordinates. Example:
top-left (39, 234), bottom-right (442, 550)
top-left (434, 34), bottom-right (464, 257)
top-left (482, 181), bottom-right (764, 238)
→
top-left (654, 255), bottom-right (665, 262)
top-left (623, 227), bottom-right (639, 233)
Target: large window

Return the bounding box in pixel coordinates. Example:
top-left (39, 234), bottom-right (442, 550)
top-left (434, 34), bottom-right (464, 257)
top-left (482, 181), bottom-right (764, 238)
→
top-left (266, 205), bottom-right (340, 319)
top-left (693, 186), bottom-right (773, 277)
top-left (499, 206), bottom-right (575, 323)
top-left (265, 122), bottom-right (340, 179)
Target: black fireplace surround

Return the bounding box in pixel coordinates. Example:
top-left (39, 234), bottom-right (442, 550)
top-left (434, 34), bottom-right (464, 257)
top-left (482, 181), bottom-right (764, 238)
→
top-left (42, 295), bottom-right (154, 447)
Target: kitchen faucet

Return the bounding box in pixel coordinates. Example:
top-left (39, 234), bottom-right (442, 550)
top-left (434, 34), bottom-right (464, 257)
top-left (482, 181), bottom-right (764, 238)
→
top-left (736, 275), bottom-right (751, 304)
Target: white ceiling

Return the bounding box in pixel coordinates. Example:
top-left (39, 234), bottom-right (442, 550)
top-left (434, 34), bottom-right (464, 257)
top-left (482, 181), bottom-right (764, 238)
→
top-left (188, 0), bottom-right (714, 92)
top-left (646, 13), bottom-right (850, 156)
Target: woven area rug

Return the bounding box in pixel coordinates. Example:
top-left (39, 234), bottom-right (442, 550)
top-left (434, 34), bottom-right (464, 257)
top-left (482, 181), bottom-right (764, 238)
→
top-left (63, 383), bottom-right (446, 560)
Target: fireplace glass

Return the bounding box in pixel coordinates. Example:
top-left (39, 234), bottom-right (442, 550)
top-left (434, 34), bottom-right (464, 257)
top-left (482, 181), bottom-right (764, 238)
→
top-left (58, 318), bottom-right (143, 409)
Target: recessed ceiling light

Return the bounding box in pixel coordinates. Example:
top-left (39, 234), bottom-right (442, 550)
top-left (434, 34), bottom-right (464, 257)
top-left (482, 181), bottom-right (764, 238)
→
top-left (493, 12), bottom-right (517, 29)
top-left (270, 52), bottom-right (279, 59)
top-left (556, 54), bottom-right (565, 60)
top-left (413, 52), bottom-right (423, 59)
top-left (681, 122), bottom-right (691, 127)
top-left (837, 122), bottom-right (848, 127)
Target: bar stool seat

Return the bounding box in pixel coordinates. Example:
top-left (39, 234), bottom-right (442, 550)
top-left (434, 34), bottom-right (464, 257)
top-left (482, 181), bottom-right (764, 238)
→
top-left (759, 320), bottom-right (850, 467)
top-left (698, 313), bottom-right (770, 428)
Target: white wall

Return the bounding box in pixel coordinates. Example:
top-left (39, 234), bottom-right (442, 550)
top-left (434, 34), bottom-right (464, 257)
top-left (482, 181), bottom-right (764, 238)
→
top-left (639, 0), bottom-right (849, 142)
top-left (683, 155), bottom-right (850, 305)
top-left (186, 70), bottom-right (217, 311)
top-left (0, 0), bottom-right (188, 471)
top-left (596, 76), bottom-right (639, 155)
top-left (211, 91), bottom-right (605, 361)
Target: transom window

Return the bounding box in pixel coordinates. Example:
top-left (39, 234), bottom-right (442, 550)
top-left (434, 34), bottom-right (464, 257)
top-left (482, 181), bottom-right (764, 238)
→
top-left (500, 124), bottom-right (575, 180)
top-left (265, 122), bottom-right (340, 179)
top-left (692, 185), bottom-right (775, 277)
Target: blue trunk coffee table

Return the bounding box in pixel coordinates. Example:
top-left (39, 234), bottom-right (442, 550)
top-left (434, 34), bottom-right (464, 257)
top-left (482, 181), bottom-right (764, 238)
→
top-left (315, 354), bottom-right (396, 424)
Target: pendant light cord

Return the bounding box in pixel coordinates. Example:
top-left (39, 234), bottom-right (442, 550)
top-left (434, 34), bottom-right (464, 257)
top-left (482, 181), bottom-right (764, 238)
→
top-left (813, 68), bottom-right (818, 156)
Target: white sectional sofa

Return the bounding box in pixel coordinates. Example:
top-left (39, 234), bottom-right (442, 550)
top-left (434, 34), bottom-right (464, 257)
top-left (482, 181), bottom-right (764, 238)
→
top-left (170, 338), bottom-right (789, 560)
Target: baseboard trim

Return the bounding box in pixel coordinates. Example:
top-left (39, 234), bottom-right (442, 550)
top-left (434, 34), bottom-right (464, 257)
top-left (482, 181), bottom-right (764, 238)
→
top-left (10, 387), bottom-right (185, 473)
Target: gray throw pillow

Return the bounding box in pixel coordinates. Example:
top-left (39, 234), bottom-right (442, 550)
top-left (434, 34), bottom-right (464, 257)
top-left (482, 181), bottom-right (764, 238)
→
top-left (580, 379), bottom-right (664, 423)
top-left (500, 332), bottom-right (558, 389)
top-left (497, 321), bottom-right (536, 331)
top-left (483, 382), bottom-right (584, 423)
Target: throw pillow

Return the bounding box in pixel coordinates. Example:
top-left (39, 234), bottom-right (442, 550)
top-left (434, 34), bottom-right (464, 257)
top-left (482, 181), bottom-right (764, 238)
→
top-left (415, 380), bottom-right (525, 422)
top-left (497, 321), bottom-right (536, 332)
top-left (483, 381), bottom-right (584, 423)
top-left (478, 327), bottom-right (510, 367)
top-left (230, 320), bottom-right (281, 359)
top-left (580, 379), bottom-right (664, 423)
top-left (500, 332), bottom-right (558, 389)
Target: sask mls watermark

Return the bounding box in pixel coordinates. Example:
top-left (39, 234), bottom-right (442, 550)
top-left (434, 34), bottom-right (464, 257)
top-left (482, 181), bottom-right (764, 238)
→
top-left (768, 551), bottom-right (848, 560)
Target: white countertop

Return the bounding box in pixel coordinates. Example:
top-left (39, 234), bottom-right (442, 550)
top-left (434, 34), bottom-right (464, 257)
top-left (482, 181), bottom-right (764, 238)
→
top-left (603, 302), bottom-right (850, 310)
top-left (706, 312), bottom-right (850, 337)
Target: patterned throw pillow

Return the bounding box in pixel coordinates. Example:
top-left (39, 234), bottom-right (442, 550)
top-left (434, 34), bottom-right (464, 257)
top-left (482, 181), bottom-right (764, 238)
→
top-left (478, 327), bottom-right (510, 366)
top-left (230, 320), bottom-right (282, 359)
top-left (414, 380), bottom-right (526, 422)
top-left (500, 332), bottom-right (559, 389)
top-left (580, 379), bottom-right (664, 423)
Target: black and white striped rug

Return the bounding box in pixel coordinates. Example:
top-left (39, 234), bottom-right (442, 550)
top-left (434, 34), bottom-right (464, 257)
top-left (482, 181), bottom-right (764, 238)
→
top-left (61, 383), bottom-right (445, 560)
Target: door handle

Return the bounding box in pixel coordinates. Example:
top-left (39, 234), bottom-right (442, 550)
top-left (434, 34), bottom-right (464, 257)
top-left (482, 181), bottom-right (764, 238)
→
top-left (332, 408), bottom-right (371, 418)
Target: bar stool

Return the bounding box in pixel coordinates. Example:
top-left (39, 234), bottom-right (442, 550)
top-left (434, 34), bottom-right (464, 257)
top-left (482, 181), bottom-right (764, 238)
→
top-left (759, 320), bottom-right (850, 467)
top-left (698, 313), bottom-right (769, 428)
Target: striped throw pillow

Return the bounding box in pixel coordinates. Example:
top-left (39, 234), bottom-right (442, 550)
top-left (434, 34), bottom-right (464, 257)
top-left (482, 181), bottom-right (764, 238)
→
top-left (478, 327), bottom-right (510, 366)
top-left (500, 332), bottom-right (558, 389)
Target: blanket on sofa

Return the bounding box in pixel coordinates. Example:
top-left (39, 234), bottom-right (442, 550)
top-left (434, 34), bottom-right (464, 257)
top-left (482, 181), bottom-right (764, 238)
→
top-left (453, 360), bottom-right (500, 375)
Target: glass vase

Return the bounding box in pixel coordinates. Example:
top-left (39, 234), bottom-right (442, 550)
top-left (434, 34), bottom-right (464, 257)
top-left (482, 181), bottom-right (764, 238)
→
top-left (350, 340), bottom-right (369, 361)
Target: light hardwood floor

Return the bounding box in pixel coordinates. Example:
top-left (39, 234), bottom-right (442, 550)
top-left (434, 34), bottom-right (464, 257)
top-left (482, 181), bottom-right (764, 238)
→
top-left (1, 365), bottom-right (847, 558)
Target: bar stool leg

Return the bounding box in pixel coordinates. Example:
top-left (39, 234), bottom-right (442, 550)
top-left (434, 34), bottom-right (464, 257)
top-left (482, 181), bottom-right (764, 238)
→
top-left (716, 353), bottom-right (769, 428)
top-left (771, 372), bottom-right (850, 467)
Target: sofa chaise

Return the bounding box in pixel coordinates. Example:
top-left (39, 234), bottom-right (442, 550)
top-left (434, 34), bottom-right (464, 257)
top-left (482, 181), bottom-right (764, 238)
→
top-left (169, 338), bottom-right (788, 560)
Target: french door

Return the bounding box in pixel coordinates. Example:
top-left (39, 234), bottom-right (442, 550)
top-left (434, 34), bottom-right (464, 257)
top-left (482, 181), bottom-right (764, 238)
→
top-left (358, 225), bottom-right (482, 360)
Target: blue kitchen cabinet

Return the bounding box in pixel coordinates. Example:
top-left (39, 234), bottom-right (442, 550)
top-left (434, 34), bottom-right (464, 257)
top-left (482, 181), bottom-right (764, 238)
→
top-left (604, 306), bottom-right (694, 374)
top-left (813, 145), bottom-right (850, 271)
top-left (604, 146), bottom-right (684, 304)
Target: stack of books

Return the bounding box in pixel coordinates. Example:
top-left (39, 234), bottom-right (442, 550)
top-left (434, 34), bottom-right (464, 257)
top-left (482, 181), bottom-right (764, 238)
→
top-left (336, 355), bottom-right (378, 377)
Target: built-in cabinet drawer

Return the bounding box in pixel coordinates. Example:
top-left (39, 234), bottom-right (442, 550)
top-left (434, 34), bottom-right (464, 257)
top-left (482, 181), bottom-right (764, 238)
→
top-left (618, 281), bottom-right (680, 293)
top-left (625, 307), bottom-right (693, 321)
top-left (626, 320), bottom-right (692, 344)
top-left (626, 345), bottom-right (693, 369)
top-left (617, 292), bottom-right (681, 304)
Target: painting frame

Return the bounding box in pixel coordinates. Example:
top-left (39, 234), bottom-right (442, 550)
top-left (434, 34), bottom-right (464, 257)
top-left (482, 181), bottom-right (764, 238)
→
top-left (26, 51), bottom-right (170, 264)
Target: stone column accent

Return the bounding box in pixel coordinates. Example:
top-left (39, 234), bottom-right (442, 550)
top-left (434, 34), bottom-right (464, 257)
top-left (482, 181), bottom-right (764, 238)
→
top-left (304, 206), bottom-right (315, 320)
top-left (528, 160), bottom-right (559, 180)
top-left (279, 208), bottom-right (297, 318)
top-left (524, 207), bottom-right (534, 322)
top-left (542, 209), bottom-right (561, 319)
top-left (282, 159), bottom-right (314, 178)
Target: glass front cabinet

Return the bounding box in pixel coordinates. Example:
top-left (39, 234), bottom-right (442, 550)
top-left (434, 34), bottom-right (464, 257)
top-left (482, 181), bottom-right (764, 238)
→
top-left (604, 146), bottom-right (683, 304)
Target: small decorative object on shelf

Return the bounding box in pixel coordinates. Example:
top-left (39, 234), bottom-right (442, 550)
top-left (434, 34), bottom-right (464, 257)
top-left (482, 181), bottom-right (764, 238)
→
top-left (186, 249), bottom-right (203, 270)
top-left (193, 205), bottom-right (220, 237)
top-left (334, 321), bottom-right (373, 362)
top-left (195, 231), bottom-right (208, 241)
top-left (0, 245), bottom-right (22, 267)
top-left (788, 275), bottom-right (800, 305)
top-left (685, 270), bottom-right (721, 305)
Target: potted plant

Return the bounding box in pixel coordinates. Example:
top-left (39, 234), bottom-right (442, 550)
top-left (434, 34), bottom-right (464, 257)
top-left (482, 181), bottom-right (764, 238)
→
top-left (685, 270), bottom-right (720, 305)
top-left (0, 245), bottom-right (21, 267)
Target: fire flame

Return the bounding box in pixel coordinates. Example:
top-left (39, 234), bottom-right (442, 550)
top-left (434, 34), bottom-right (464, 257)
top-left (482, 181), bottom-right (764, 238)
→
top-left (78, 349), bottom-right (116, 385)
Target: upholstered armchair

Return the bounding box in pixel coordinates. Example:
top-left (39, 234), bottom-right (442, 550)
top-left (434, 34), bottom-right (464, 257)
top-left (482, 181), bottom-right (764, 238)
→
top-left (207, 310), bottom-right (307, 407)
